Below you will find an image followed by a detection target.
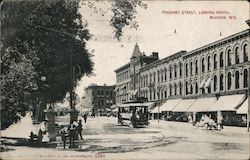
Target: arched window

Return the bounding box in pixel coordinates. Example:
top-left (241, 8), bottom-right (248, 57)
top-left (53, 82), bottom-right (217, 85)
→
top-left (202, 58), bottom-right (205, 73)
top-left (169, 84), bottom-right (172, 96)
top-left (190, 62), bottom-right (193, 76)
top-left (207, 56), bottom-right (211, 71)
top-left (190, 84), bottom-right (193, 94)
top-left (195, 60), bottom-right (198, 75)
top-left (214, 54), bottom-right (217, 69)
top-left (243, 69), bottom-right (248, 88)
top-left (174, 64), bottom-right (177, 78)
top-left (220, 74), bottom-right (224, 91)
top-left (157, 71), bottom-right (160, 82)
top-left (195, 82), bottom-right (198, 94)
top-left (164, 90), bottom-right (167, 99)
top-left (243, 44), bottom-right (248, 62)
top-left (169, 66), bottom-right (172, 80)
top-left (227, 72), bottom-right (232, 90)
top-left (174, 84), bottom-right (177, 95)
top-left (161, 70), bottom-right (164, 82)
top-left (185, 63), bottom-right (188, 76)
top-left (164, 68), bottom-right (167, 81)
top-left (227, 49), bottom-right (232, 66)
top-left (153, 72), bottom-right (156, 82)
top-left (220, 52), bottom-right (224, 68)
top-left (214, 75), bottom-right (217, 92)
top-left (179, 83), bottom-right (182, 95)
top-left (150, 74), bottom-right (152, 82)
top-left (179, 63), bottom-right (182, 77)
top-left (235, 47), bottom-right (240, 64)
top-left (185, 81), bottom-right (188, 95)
top-left (235, 70), bottom-right (240, 89)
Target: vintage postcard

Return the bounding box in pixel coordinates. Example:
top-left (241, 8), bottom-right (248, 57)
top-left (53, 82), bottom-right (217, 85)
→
top-left (1, 0), bottom-right (250, 160)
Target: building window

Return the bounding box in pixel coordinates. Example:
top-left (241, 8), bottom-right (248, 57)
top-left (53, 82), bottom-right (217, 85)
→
top-left (153, 73), bottom-right (156, 82)
top-left (243, 44), bottom-right (248, 62)
top-left (243, 69), bottom-right (248, 88)
top-left (195, 60), bottom-right (198, 75)
top-left (227, 49), bottom-right (232, 66)
top-left (235, 47), bottom-right (240, 64)
top-left (214, 75), bottom-right (217, 92)
top-left (207, 56), bottom-right (211, 71)
top-left (214, 54), bottom-right (217, 70)
top-left (169, 66), bottom-right (172, 80)
top-left (179, 63), bottom-right (182, 77)
top-left (164, 69), bottom-right (167, 81)
top-left (169, 85), bottom-right (172, 96)
top-left (150, 74), bottom-right (152, 82)
top-left (174, 64), bottom-right (177, 78)
top-left (158, 71), bottom-right (160, 82)
top-left (220, 52), bottom-right (224, 68)
top-left (185, 81), bottom-right (188, 95)
top-left (164, 90), bottom-right (167, 99)
top-left (220, 74), bottom-right (224, 91)
top-left (227, 72), bottom-right (232, 90)
top-left (201, 58), bottom-right (205, 73)
top-left (190, 84), bottom-right (193, 94)
top-left (190, 62), bottom-right (193, 76)
top-left (185, 63), bottom-right (188, 76)
top-left (174, 84), bottom-right (177, 95)
top-left (195, 83), bottom-right (198, 94)
top-left (161, 70), bottom-right (164, 82)
top-left (235, 70), bottom-right (240, 89)
top-left (179, 83), bottom-right (182, 95)
top-left (153, 90), bottom-right (156, 99)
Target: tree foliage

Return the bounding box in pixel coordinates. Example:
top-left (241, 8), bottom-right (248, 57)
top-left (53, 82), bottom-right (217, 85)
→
top-left (1, 0), bottom-right (93, 128)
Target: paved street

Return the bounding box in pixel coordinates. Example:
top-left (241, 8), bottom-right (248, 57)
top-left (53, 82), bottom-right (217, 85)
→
top-left (1, 116), bottom-right (249, 160)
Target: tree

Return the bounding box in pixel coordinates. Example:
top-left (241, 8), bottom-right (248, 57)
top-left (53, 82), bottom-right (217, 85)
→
top-left (1, 0), bottom-right (143, 127)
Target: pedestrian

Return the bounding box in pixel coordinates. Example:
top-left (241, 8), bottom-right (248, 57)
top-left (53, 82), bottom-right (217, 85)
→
top-left (77, 119), bottom-right (83, 140)
top-left (83, 114), bottom-right (88, 123)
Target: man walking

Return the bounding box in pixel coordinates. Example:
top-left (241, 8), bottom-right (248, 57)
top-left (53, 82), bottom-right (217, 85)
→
top-left (77, 119), bottom-right (83, 140)
top-left (83, 114), bottom-right (88, 123)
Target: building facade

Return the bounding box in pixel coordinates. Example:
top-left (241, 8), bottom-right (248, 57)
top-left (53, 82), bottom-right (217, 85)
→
top-left (84, 84), bottom-right (115, 114)
top-left (114, 43), bottom-right (159, 104)
top-left (114, 20), bottom-right (250, 124)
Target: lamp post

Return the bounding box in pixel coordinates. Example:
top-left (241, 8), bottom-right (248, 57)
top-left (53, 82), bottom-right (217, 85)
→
top-left (157, 91), bottom-right (160, 123)
top-left (69, 54), bottom-right (80, 123)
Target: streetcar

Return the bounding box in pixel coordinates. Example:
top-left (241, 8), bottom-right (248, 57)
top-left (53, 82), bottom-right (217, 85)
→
top-left (117, 102), bottom-right (151, 128)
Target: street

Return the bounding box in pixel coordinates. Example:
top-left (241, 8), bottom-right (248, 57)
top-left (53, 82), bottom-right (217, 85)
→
top-left (1, 116), bottom-right (249, 160)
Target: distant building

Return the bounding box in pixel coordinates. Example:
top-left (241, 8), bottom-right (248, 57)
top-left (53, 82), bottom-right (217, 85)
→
top-left (84, 84), bottom-right (115, 114)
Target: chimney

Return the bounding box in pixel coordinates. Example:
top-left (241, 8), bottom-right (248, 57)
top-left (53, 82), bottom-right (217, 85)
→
top-left (152, 52), bottom-right (159, 59)
top-left (246, 19), bottom-right (250, 27)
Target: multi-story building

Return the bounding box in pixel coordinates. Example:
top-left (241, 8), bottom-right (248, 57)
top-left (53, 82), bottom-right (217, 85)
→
top-left (115, 20), bottom-right (250, 125)
top-left (114, 43), bottom-right (159, 104)
top-left (84, 84), bottom-right (115, 114)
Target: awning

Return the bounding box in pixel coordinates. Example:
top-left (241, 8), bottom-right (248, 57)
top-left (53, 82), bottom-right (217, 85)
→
top-left (199, 79), bottom-right (206, 88)
top-left (132, 89), bottom-right (138, 96)
top-left (114, 87), bottom-right (119, 92)
top-left (112, 107), bottom-right (118, 112)
top-left (118, 102), bottom-right (154, 108)
top-left (187, 97), bottom-right (217, 112)
top-left (205, 77), bottom-right (212, 88)
top-left (161, 99), bottom-right (181, 111)
top-left (172, 99), bottom-right (196, 112)
top-left (236, 98), bottom-right (248, 114)
top-left (151, 106), bottom-right (161, 113)
top-left (110, 104), bottom-right (118, 109)
top-left (209, 94), bottom-right (246, 111)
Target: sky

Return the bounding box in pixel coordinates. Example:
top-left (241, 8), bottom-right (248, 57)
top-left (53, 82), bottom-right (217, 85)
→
top-left (75, 0), bottom-right (249, 99)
